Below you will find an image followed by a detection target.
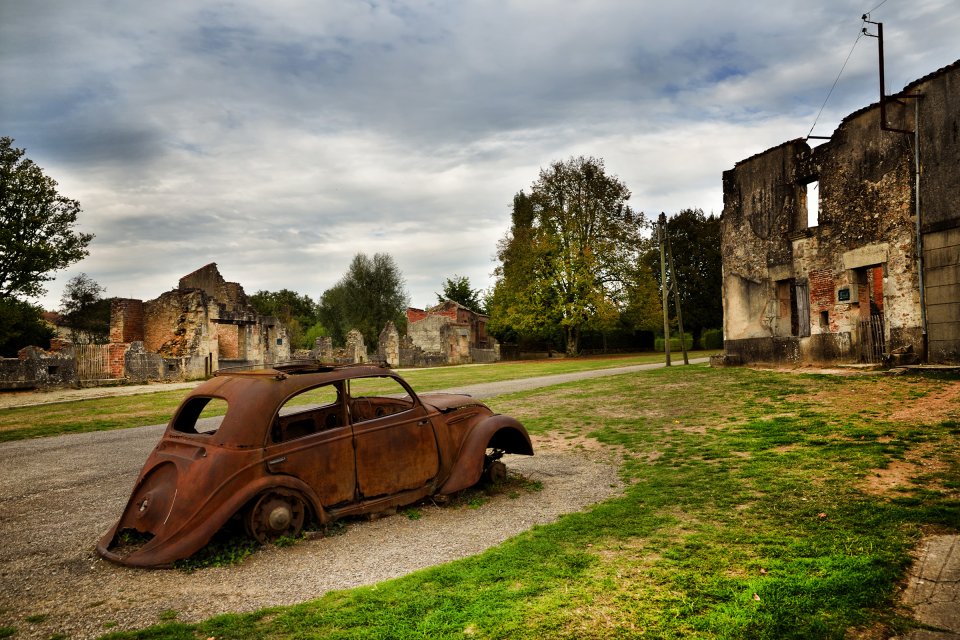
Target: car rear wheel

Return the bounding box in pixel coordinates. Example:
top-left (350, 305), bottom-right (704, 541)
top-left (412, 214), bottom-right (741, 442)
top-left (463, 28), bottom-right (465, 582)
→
top-left (482, 448), bottom-right (507, 484)
top-left (245, 489), bottom-right (307, 544)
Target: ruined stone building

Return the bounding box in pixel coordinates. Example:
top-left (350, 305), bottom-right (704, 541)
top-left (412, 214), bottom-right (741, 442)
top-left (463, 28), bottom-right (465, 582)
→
top-left (110, 263), bottom-right (290, 380)
top-left (404, 300), bottom-right (498, 366)
top-left (719, 59), bottom-right (960, 366)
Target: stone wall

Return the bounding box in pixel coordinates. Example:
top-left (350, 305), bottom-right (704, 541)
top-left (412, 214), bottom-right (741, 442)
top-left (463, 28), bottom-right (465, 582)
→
top-left (378, 322), bottom-right (400, 366)
top-left (0, 347), bottom-right (77, 390)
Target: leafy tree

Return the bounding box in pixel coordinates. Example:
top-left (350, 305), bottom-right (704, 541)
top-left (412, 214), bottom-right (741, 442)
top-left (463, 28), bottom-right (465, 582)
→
top-left (489, 157), bottom-right (642, 355)
top-left (0, 137), bottom-right (93, 300)
top-left (0, 297), bottom-right (53, 356)
top-left (59, 273), bottom-right (111, 343)
top-left (643, 209), bottom-right (722, 348)
top-left (249, 289), bottom-right (321, 349)
top-left (436, 275), bottom-right (484, 313)
top-left (318, 253), bottom-right (409, 348)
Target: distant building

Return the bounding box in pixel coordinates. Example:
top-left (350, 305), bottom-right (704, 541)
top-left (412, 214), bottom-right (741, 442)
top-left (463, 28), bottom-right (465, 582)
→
top-left (404, 300), bottom-right (498, 366)
top-left (109, 263), bottom-right (290, 380)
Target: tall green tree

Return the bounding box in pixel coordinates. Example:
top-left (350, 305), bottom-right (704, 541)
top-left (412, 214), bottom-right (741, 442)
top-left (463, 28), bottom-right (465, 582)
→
top-left (0, 137), bottom-right (93, 300)
top-left (318, 253), bottom-right (409, 347)
top-left (489, 157), bottom-right (642, 355)
top-left (643, 208), bottom-right (722, 348)
top-left (59, 273), bottom-right (111, 343)
top-left (0, 298), bottom-right (53, 356)
top-left (249, 288), bottom-right (322, 349)
top-left (436, 275), bottom-right (484, 313)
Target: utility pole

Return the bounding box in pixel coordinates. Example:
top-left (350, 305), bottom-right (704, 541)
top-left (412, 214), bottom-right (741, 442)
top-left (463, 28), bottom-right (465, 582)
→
top-left (659, 213), bottom-right (671, 366)
top-left (862, 16), bottom-right (927, 360)
top-left (666, 226), bottom-right (689, 365)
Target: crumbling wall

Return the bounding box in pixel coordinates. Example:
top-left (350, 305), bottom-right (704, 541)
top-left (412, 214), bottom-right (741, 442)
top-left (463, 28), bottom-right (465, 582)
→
top-left (345, 329), bottom-right (367, 363)
top-left (378, 322), bottom-right (400, 366)
top-left (109, 299), bottom-right (144, 343)
top-left (0, 347), bottom-right (77, 390)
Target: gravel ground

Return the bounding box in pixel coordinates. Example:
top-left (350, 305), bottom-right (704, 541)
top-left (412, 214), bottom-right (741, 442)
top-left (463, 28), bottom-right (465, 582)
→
top-left (0, 364), bottom-right (680, 640)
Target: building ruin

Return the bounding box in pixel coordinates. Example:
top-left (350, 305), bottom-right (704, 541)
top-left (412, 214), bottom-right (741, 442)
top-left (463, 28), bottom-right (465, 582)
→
top-left (718, 59), bottom-right (960, 367)
top-left (110, 263), bottom-right (290, 380)
top-left (404, 300), bottom-right (498, 366)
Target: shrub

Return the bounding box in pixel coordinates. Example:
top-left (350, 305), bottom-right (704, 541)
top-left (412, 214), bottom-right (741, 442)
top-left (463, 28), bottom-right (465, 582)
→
top-left (654, 333), bottom-right (693, 352)
top-left (702, 328), bottom-right (724, 349)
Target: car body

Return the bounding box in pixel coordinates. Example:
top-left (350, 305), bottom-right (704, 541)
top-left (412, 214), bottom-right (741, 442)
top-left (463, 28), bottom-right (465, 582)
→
top-left (97, 363), bottom-right (533, 568)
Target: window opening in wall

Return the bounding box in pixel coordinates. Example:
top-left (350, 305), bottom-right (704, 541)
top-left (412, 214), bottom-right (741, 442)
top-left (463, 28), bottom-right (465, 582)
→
top-left (806, 181), bottom-right (820, 228)
top-left (47, 365), bottom-right (59, 376)
top-left (819, 311), bottom-right (830, 330)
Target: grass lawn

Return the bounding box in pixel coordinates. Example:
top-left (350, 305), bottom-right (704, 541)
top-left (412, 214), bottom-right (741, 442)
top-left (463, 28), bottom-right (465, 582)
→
top-left (0, 351), bottom-right (716, 442)
top-left (96, 364), bottom-right (958, 639)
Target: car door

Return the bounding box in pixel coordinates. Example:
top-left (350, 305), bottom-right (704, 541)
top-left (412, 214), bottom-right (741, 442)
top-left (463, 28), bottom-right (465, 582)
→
top-left (349, 375), bottom-right (440, 499)
top-left (261, 381), bottom-right (357, 508)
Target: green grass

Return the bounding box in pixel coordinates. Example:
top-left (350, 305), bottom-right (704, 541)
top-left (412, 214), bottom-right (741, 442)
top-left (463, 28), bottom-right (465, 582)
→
top-left (97, 365), bottom-right (959, 639)
top-left (0, 351), bottom-right (715, 442)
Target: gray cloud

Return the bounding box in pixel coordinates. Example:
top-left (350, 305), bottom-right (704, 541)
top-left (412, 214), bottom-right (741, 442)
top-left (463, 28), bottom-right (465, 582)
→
top-left (1, 0), bottom-right (957, 311)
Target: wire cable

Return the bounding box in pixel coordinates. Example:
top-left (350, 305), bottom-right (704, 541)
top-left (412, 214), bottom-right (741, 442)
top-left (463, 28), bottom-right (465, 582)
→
top-left (806, 18), bottom-right (868, 139)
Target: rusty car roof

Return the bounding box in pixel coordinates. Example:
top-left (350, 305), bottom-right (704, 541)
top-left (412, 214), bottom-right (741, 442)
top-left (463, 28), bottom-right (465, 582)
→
top-left (171, 363), bottom-right (406, 448)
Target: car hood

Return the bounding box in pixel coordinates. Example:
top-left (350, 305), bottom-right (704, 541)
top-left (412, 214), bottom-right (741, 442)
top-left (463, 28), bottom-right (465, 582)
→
top-left (419, 393), bottom-right (488, 413)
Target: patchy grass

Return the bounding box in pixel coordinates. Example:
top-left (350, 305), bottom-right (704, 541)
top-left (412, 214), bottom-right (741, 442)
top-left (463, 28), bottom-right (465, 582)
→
top-left (98, 365), bottom-right (959, 639)
top-left (0, 352), bottom-right (716, 442)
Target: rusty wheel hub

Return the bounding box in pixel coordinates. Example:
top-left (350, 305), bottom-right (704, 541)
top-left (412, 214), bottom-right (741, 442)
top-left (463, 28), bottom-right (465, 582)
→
top-left (245, 489), bottom-right (306, 543)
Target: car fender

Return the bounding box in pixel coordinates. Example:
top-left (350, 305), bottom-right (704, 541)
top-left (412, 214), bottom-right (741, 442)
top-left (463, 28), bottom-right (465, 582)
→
top-left (97, 474), bottom-right (327, 568)
top-left (439, 414), bottom-right (533, 495)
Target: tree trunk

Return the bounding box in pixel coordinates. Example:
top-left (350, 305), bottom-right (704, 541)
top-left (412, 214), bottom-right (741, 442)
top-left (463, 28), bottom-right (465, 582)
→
top-left (565, 326), bottom-right (580, 356)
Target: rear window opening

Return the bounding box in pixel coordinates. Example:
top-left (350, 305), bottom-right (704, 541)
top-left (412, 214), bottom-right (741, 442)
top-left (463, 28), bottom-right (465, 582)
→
top-left (173, 397), bottom-right (229, 435)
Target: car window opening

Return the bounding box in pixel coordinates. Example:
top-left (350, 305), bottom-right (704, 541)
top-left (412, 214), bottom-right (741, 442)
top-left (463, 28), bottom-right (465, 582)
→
top-left (172, 397), bottom-right (228, 435)
top-left (272, 383), bottom-right (345, 443)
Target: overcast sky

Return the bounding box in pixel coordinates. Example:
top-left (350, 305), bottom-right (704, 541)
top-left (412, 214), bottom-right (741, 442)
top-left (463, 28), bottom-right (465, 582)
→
top-left (2, 0), bottom-right (958, 313)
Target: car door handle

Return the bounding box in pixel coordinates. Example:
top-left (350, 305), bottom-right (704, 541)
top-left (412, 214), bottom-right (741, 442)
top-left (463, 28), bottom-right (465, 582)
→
top-left (267, 456), bottom-right (287, 467)
top-left (417, 419), bottom-right (430, 426)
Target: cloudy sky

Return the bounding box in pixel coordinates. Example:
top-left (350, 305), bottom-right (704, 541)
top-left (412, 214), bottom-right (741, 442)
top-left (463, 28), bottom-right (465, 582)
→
top-left (2, 0), bottom-right (958, 312)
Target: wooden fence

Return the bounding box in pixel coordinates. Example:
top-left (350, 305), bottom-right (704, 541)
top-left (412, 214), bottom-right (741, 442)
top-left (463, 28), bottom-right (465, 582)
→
top-left (74, 344), bottom-right (113, 381)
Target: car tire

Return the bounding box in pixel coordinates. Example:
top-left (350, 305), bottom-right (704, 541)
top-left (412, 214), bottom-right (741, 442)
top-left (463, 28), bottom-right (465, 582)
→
top-left (482, 459), bottom-right (507, 484)
top-left (244, 488), bottom-right (307, 544)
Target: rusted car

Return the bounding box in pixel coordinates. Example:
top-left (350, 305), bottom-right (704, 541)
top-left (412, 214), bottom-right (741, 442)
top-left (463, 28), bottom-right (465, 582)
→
top-left (97, 363), bottom-right (533, 567)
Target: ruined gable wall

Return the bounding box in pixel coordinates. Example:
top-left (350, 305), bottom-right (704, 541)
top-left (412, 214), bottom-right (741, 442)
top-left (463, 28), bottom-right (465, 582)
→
top-left (721, 141), bottom-right (808, 340)
top-left (914, 63), bottom-right (960, 362)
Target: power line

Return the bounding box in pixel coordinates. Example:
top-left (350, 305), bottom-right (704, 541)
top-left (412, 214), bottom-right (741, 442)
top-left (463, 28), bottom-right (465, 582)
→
top-left (806, 24), bottom-right (866, 139)
top-left (806, 1), bottom-right (895, 139)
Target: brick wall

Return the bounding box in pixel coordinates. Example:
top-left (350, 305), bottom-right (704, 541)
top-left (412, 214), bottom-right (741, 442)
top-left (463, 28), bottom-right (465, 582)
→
top-left (809, 269), bottom-right (834, 311)
top-left (108, 343), bottom-right (128, 379)
top-left (143, 294), bottom-right (182, 353)
top-left (110, 299), bottom-right (145, 343)
top-left (218, 324), bottom-right (240, 359)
